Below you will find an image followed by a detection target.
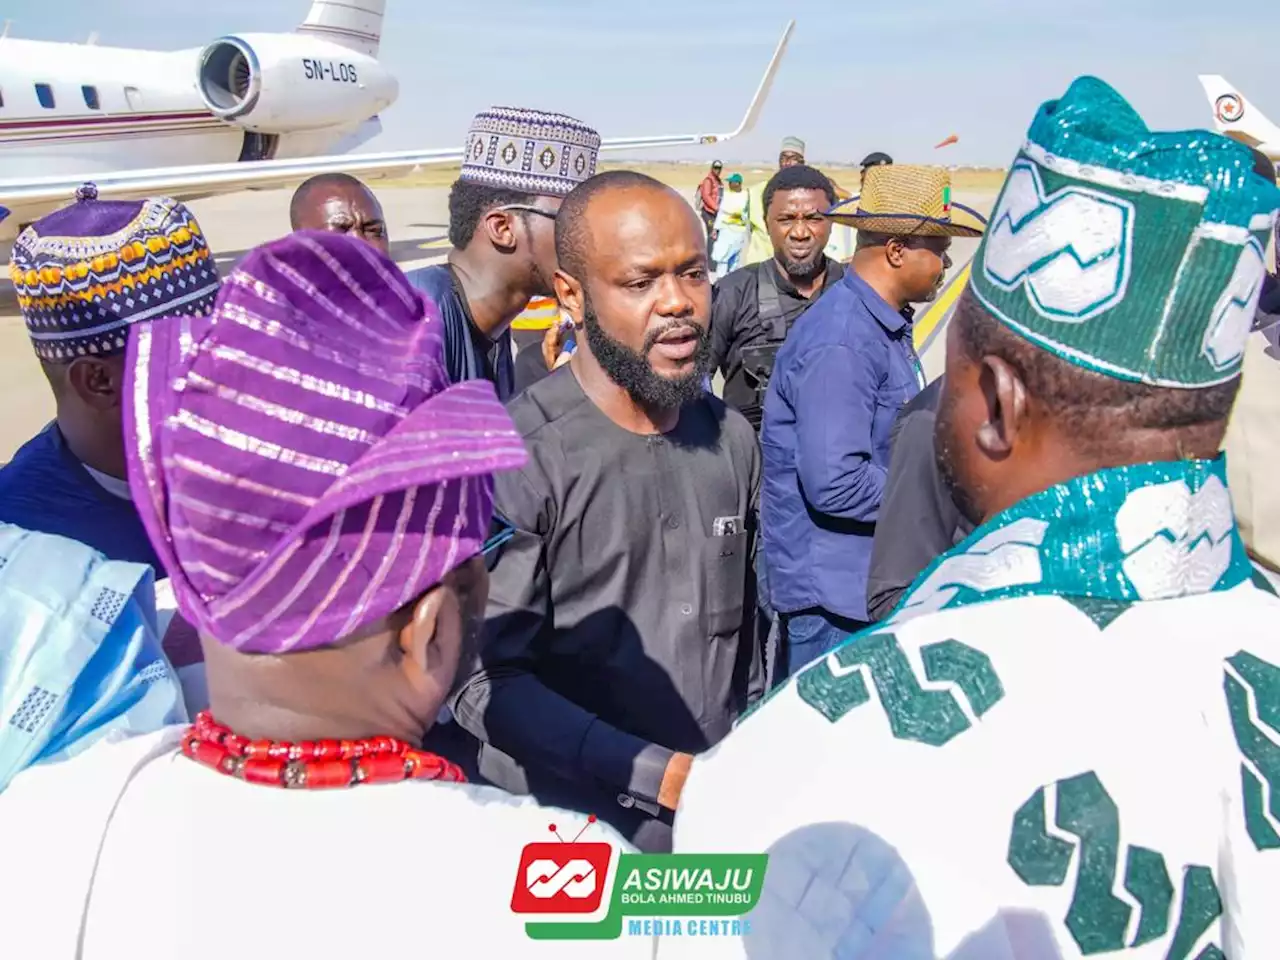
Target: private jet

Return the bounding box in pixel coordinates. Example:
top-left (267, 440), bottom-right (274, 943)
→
top-left (0, 1), bottom-right (794, 248)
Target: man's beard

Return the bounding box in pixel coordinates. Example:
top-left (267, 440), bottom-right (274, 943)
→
top-left (582, 296), bottom-right (711, 412)
top-left (775, 249), bottom-right (825, 284)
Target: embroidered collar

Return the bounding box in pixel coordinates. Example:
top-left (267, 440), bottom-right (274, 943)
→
top-left (889, 456), bottom-right (1252, 624)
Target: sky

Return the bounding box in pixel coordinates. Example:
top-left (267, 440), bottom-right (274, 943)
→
top-left (4, 0), bottom-right (1276, 167)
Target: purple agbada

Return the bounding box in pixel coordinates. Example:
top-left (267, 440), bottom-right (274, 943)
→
top-left (124, 230), bottom-right (528, 654)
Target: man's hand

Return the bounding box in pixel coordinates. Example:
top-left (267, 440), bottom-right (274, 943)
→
top-left (658, 752), bottom-right (694, 810)
top-left (541, 323), bottom-right (565, 371)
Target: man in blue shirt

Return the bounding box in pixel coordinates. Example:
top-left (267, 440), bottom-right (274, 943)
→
top-left (760, 165), bottom-right (985, 678)
top-left (405, 106), bottom-right (601, 402)
top-left (0, 187), bottom-right (220, 571)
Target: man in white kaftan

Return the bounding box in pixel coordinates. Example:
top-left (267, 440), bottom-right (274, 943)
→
top-left (666, 76), bottom-right (1280, 960)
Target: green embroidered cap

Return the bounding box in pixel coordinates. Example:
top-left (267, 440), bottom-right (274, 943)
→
top-left (971, 76), bottom-right (1280, 387)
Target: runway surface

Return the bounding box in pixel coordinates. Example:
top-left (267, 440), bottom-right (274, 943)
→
top-left (0, 183), bottom-right (995, 458)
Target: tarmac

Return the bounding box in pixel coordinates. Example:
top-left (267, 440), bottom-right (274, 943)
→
top-left (0, 183), bottom-right (996, 459)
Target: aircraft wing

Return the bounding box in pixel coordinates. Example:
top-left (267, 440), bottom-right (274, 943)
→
top-left (0, 21), bottom-right (793, 226)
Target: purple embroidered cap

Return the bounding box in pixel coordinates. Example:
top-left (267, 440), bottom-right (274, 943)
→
top-left (124, 230), bottom-right (528, 654)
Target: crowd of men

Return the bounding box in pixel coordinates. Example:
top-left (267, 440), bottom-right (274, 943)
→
top-left (0, 72), bottom-right (1279, 958)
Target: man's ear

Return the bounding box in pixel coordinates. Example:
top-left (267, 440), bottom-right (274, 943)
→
top-left (553, 270), bottom-right (585, 326)
top-left (398, 584), bottom-right (456, 679)
top-left (480, 208), bottom-right (519, 253)
top-left (975, 355), bottom-right (1028, 459)
top-left (884, 237), bottom-right (908, 268)
top-left (66, 356), bottom-right (125, 412)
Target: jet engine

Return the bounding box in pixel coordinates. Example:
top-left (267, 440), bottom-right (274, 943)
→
top-left (197, 33), bottom-right (397, 134)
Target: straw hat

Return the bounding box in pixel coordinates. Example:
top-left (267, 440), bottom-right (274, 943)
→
top-left (825, 164), bottom-right (986, 237)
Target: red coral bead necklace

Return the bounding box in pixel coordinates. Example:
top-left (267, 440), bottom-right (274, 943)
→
top-left (181, 711), bottom-right (467, 788)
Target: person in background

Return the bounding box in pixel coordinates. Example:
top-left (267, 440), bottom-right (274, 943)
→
top-left (0, 231), bottom-right (654, 959)
top-left (288, 173), bottom-right (389, 253)
top-left (405, 106), bottom-right (601, 402)
top-left (1225, 146), bottom-right (1280, 587)
top-left (760, 165), bottom-right (982, 679)
top-left (858, 150), bottom-right (894, 189)
top-left (743, 135), bottom-right (808, 264)
top-left (864, 377), bottom-right (972, 621)
top-left (709, 165), bottom-right (840, 430)
top-left (710, 172), bottom-right (749, 278)
top-left (451, 172), bottom-right (762, 854)
top-left (697, 159), bottom-right (724, 244)
top-left (0, 524), bottom-right (186, 793)
top-left (0, 186), bottom-right (220, 569)
top-left (668, 76), bottom-right (1280, 960)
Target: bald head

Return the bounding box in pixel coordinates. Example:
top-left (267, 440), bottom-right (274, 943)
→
top-left (554, 170), bottom-right (685, 282)
top-left (289, 174), bottom-right (388, 253)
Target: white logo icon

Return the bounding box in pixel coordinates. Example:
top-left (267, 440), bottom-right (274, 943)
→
top-left (1203, 237), bottom-right (1267, 371)
top-left (983, 160), bottom-right (1135, 323)
top-left (526, 858), bottom-right (599, 899)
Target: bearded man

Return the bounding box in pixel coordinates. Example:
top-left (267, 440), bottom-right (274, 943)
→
top-left (668, 76), bottom-right (1280, 959)
top-left (450, 171), bottom-right (764, 854)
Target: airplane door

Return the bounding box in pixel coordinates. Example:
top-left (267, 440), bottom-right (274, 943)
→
top-left (237, 132), bottom-right (279, 162)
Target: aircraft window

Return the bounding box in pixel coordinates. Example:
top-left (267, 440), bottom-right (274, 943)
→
top-left (0, 88), bottom-right (5, 108)
top-left (35, 83), bottom-right (55, 109)
top-left (82, 85), bottom-right (100, 110)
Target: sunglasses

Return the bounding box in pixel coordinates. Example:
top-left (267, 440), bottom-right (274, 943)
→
top-left (493, 204), bottom-right (558, 222)
top-left (480, 516), bottom-right (517, 571)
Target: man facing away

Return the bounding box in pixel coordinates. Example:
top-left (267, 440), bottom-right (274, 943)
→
top-left (451, 172), bottom-right (762, 854)
top-left (405, 106), bottom-right (602, 402)
top-left (709, 164), bottom-right (841, 430)
top-left (759, 165), bottom-right (982, 679)
top-left (288, 172), bottom-right (389, 253)
top-left (0, 232), bottom-right (654, 959)
top-left (0, 186), bottom-right (220, 569)
top-left (669, 76), bottom-right (1280, 959)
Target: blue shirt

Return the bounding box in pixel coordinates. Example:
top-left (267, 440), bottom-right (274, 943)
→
top-left (0, 424), bottom-right (162, 572)
top-left (760, 268), bottom-right (924, 621)
top-left (404, 264), bottom-right (516, 402)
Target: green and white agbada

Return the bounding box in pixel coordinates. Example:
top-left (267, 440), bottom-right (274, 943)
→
top-left (666, 77), bottom-right (1280, 960)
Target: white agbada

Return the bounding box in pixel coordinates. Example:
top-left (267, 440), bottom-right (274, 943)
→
top-left (668, 459), bottom-right (1280, 959)
top-left (0, 726), bottom-right (656, 959)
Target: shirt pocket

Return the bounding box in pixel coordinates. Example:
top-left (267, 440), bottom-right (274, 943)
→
top-left (702, 531), bottom-right (749, 637)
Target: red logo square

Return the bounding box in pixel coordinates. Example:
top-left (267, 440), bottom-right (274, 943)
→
top-left (510, 842), bottom-right (613, 915)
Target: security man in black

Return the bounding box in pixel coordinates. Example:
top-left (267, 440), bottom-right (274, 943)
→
top-left (708, 165), bottom-right (843, 429)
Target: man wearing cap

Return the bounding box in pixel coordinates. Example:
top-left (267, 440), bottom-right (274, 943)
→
top-left (0, 187), bottom-right (220, 569)
top-left (405, 107), bottom-right (601, 403)
top-left (742, 136), bottom-right (808, 266)
top-left (667, 77), bottom-right (1280, 959)
top-left (710, 172), bottom-right (750, 278)
top-left (858, 150), bottom-right (894, 186)
top-left (697, 159), bottom-right (724, 243)
top-left (759, 164), bottom-right (983, 679)
top-left (452, 172), bottom-right (762, 854)
top-left (0, 231), bottom-right (655, 958)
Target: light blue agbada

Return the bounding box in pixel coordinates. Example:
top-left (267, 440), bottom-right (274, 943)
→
top-left (0, 523), bottom-right (187, 791)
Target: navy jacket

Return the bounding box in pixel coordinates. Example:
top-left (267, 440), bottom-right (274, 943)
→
top-left (405, 264), bottom-right (515, 402)
top-left (0, 424), bottom-right (162, 571)
top-left (760, 268), bottom-right (924, 621)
